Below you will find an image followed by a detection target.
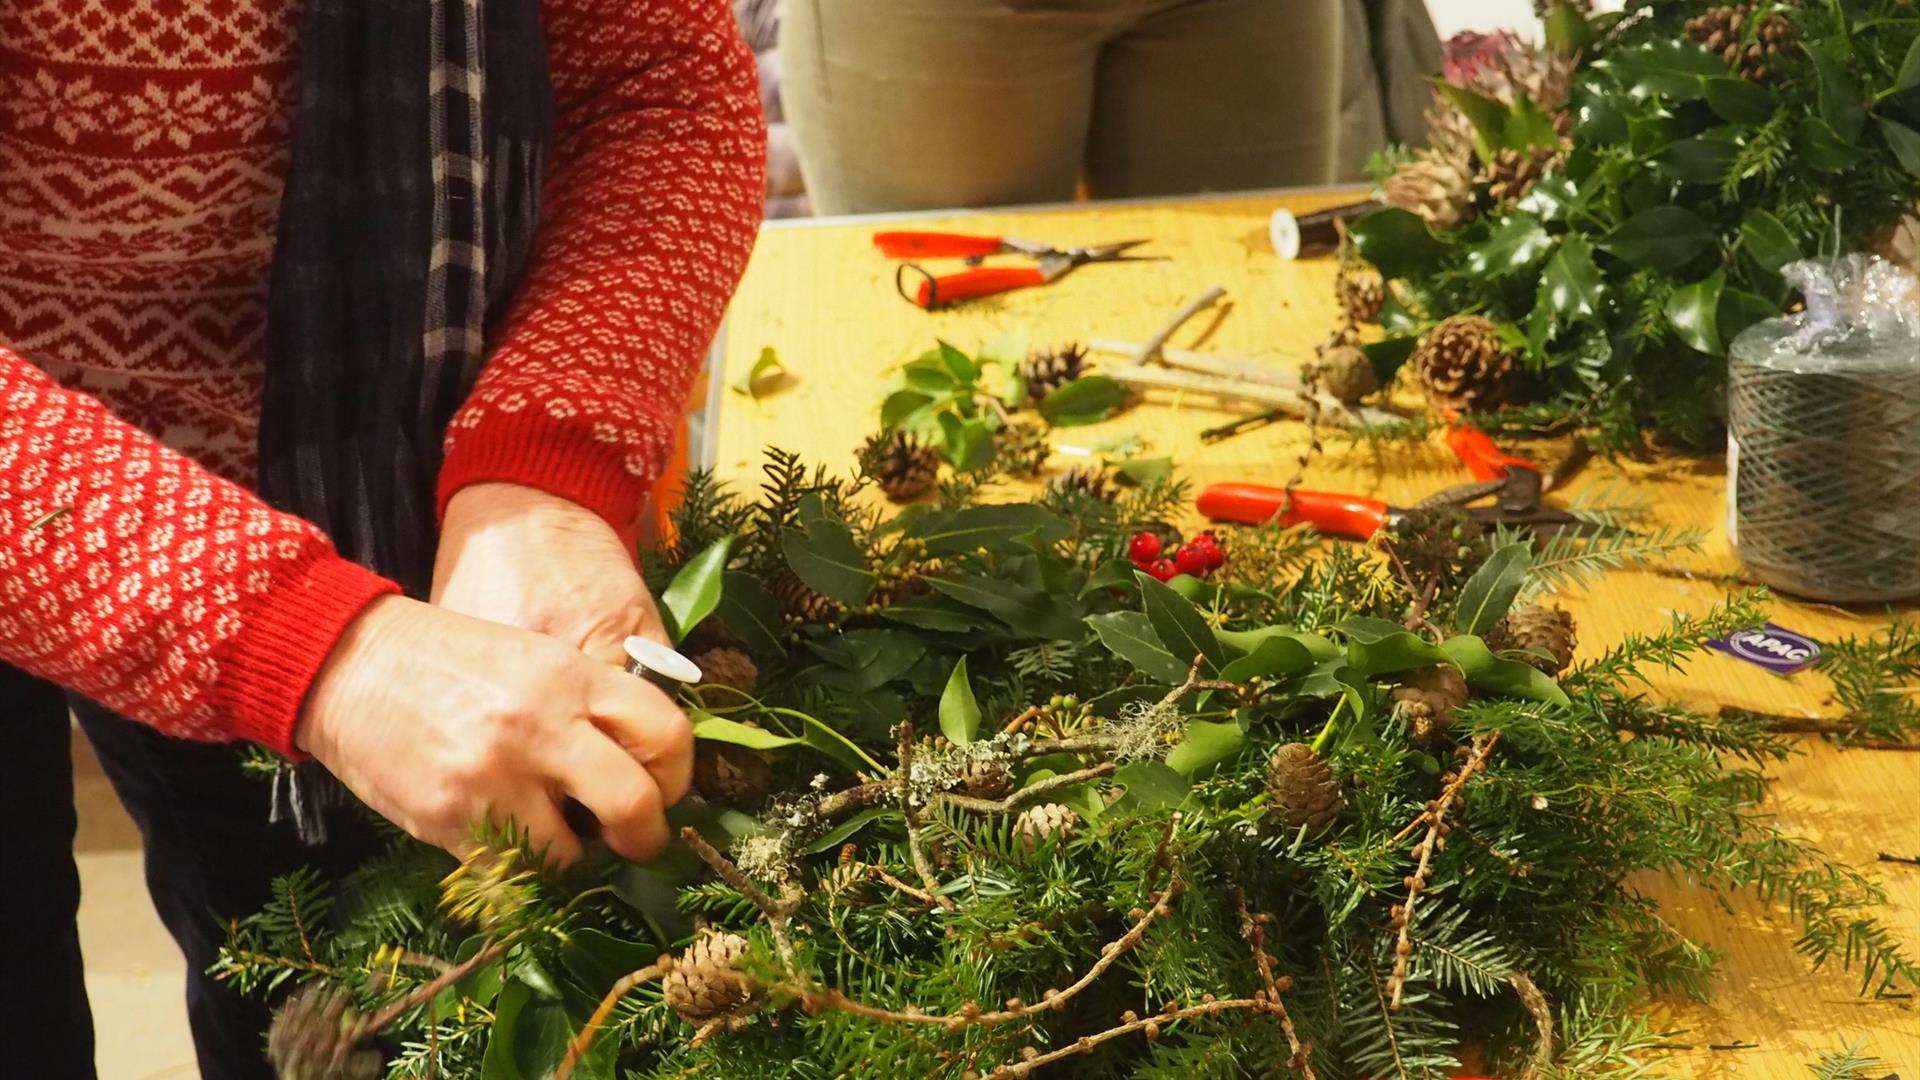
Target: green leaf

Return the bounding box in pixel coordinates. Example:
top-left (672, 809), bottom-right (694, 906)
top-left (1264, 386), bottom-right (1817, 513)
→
top-left (1439, 635), bottom-right (1569, 706)
top-left (937, 340), bottom-right (980, 383)
top-left (692, 712), bottom-right (805, 749)
top-left (1601, 40), bottom-right (1722, 100)
top-left (714, 572), bottom-right (784, 657)
top-left (939, 657), bottom-right (983, 745)
top-left (975, 328), bottom-right (1030, 369)
top-left (1602, 207), bottom-right (1713, 271)
top-left (806, 629), bottom-right (926, 692)
top-left (1796, 116), bottom-right (1867, 172)
top-left (1038, 375), bottom-right (1129, 426)
top-left (1655, 136), bottom-right (1738, 185)
top-left (1216, 635), bottom-right (1316, 683)
top-left (805, 807), bottom-right (900, 853)
top-left (1574, 94), bottom-right (1628, 145)
top-left (1216, 625), bottom-right (1340, 662)
top-left (929, 574), bottom-right (1083, 639)
top-left (909, 503), bottom-right (1072, 556)
top-left (1109, 761), bottom-right (1190, 814)
top-left (1516, 173), bottom-right (1579, 222)
top-left (1665, 270), bottom-right (1726, 356)
top-left (1137, 570), bottom-right (1225, 671)
top-left (1111, 456), bottom-right (1172, 485)
top-left (1704, 77), bottom-right (1776, 124)
top-left (1338, 617), bottom-right (1453, 677)
top-left (731, 345), bottom-right (786, 398)
top-left (936, 412), bottom-right (996, 472)
top-left (436, 934), bottom-right (505, 1015)
top-left (1453, 542), bottom-right (1531, 635)
top-left (1350, 207), bottom-right (1450, 278)
top-left (1362, 335), bottom-right (1418, 384)
top-left (559, 929), bottom-right (660, 995)
top-left (1087, 610), bottom-right (1191, 684)
top-left (1542, 0), bottom-right (1594, 54)
top-left (1081, 558), bottom-right (1140, 596)
top-left (881, 388), bottom-right (937, 428)
top-left (659, 535), bottom-right (735, 643)
top-left (483, 978), bottom-right (598, 1080)
top-left (781, 500), bottom-right (873, 605)
top-left (1900, 33), bottom-right (1920, 92)
top-left (882, 593), bottom-right (985, 632)
top-left (1808, 40), bottom-right (1865, 140)
top-left (1465, 215), bottom-right (1553, 276)
top-left (1165, 718), bottom-right (1246, 777)
top-left (1879, 118), bottom-right (1920, 180)
top-left (1536, 236), bottom-right (1606, 324)
top-left (1504, 96), bottom-right (1562, 151)
top-left (1434, 82), bottom-right (1512, 157)
top-left (611, 863), bottom-right (696, 942)
top-left (1717, 287), bottom-right (1777, 346)
top-left (1740, 210), bottom-right (1800, 272)
top-left (902, 355), bottom-right (959, 393)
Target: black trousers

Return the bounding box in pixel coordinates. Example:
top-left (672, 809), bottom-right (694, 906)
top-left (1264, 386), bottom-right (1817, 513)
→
top-left (3, 661), bottom-right (378, 1080)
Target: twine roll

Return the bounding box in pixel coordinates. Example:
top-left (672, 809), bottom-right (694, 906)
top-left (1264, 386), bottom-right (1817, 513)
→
top-left (1728, 323), bottom-right (1920, 603)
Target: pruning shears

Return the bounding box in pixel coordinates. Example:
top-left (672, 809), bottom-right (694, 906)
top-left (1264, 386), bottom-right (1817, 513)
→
top-left (873, 231), bottom-right (1160, 310)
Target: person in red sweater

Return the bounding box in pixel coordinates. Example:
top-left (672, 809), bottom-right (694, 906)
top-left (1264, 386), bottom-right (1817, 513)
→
top-left (0, 2), bottom-right (765, 1076)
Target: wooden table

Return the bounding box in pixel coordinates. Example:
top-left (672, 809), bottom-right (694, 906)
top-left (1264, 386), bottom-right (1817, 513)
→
top-left (711, 188), bottom-right (1920, 1075)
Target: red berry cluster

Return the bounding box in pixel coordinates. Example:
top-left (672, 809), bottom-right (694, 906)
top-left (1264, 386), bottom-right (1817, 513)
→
top-left (1128, 529), bottom-right (1226, 583)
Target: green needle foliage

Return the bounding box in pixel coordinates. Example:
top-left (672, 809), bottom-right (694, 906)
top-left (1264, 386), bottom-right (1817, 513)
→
top-left (221, 447), bottom-right (1916, 1080)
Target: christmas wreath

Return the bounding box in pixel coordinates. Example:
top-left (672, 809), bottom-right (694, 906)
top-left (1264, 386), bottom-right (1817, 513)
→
top-left (224, 436), bottom-right (1920, 1079)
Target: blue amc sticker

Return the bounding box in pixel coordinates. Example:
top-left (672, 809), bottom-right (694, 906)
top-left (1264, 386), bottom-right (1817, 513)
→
top-left (1706, 623), bottom-right (1822, 676)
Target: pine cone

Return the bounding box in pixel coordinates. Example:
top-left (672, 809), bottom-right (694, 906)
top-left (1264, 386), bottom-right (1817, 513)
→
top-left (664, 932), bottom-right (761, 1024)
top-left (694, 740), bottom-right (774, 807)
top-left (694, 646), bottom-right (760, 697)
top-left (1685, 5), bottom-right (1795, 81)
top-left (266, 984), bottom-right (382, 1080)
top-left (1015, 803), bottom-right (1081, 850)
top-left (771, 572), bottom-right (839, 625)
top-left (1047, 465), bottom-right (1115, 502)
top-left (1021, 343), bottom-right (1089, 404)
top-left (1488, 604), bottom-right (1578, 674)
top-left (860, 431), bottom-right (939, 502)
top-left (1306, 345), bottom-right (1378, 406)
top-left (1423, 92), bottom-right (1478, 163)
top-left (1413, 315), bottom-right (1526, 414)
top-left (1392, 666), bottom-right (1470, 745)
top-left (1384, 148), bottom-right (1475, 231)
top-left (1337, 267), bottom-right (1386, 325)
top-left (998, 418), bottom-right (1051, 477)
top-left (1267, 743), bottom-right (1343, 832)
top-left (957, 757), bottom-right (1014, 800)
top-left (1481, 142), bottom-right (1564, 208)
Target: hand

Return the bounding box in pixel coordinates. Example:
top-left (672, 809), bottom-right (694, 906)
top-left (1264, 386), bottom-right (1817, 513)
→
top-left (433, 482), bottom-right (667, 665)
top-left (294, 595), bottom-right (694, 863)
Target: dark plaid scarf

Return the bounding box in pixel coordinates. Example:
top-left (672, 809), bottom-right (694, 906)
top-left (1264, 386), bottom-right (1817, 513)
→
top-left (259, 0), bottom-right (553, 598)
top-left (256, 0), bottom-right (553, 839)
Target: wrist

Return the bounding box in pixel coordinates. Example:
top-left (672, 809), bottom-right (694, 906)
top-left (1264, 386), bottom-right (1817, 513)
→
top-left (294, 594), bottom-right (408, 757)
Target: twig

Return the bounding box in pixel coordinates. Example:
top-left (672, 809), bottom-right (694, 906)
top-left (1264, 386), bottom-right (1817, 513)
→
top-left (897, 724), bottom-right (956, 911)
top-left (784, 879), bottom-right (1186, 1029)
top-left (552, 958), bottom-right (674, 1080)
top-left (1391, 732), bottom-right (1501, 846)
top-left (983, 998), bottom-right (1290, 1078)
top-left (1231, 887), bottom-right (1316, 1080)
top-left (354, 935), bottom-right (514, 1044)
top-left (1144, 811), bottom-right (1184, 900)
top-left (1542, 440), bottom-right (1592, 495)
top-left (868, 864), bottom-right (942, 905)
top-left (1403, 577), bottom-right (1440, 632)
top-left (1200, 407), bottom-right (1290, 443)
top-left (680, 826), bottom-right (802, 960)
top-left (940, 763), bottom-right (1117, 814)
top-left (1387, 734), bottom-right (1500, 1009)
top-left (1125, 286), bottom-right (1228, 367)
top-left (1001, 704), bottom-right (1044, 735)
top-left (1878, 852), bottom-right (1920, 868)
top-left (1508, 972), bottom-right (1555, 1080)
top-left (1720, 707), bottom-right (1920, 749)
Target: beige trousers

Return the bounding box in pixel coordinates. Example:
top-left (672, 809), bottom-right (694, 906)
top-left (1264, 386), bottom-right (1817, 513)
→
top-left (779, 0), bottom-right (1344, 214)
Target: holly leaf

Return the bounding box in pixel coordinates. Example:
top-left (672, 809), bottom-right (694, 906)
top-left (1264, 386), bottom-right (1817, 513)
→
top-left (1362, 335), bottom-right (1419, 384)
top-left (936, 412), bottom-right (996, 472)
top-left (1165, 718), bottom-right (1246, 777)
top-left (1704, 76), bottom-right (1776, 124)
top-left (1137, 570), bottom-right (1225, 671)
top-left (1602, 207), bottom-right (1713, 270)
top-left (1665, 270), bottom-right (1726, 356)
top-left (691, 712), bottom-right (805, 749)
top-left (909, 502), bottom-right (1072, 556)
top-left (1536, 235), bottom-right (1606, 324)
top-left (782, 499), bottom-right (873, 605)
top-left (659, 535), bottom-right (735, 643)
top-left (1349, 207), bottom-right (1450, 277)
top-left (1516, 173), bottom-right (1580, 222)
top-left (1807, 40), bottom-right (1865, 140)
top-left (1039, 375), bottom-right (1129, 427)
top-left (1542, 0), bottom-right (1595, 55)
top-left (1465, 214), bottom-right (1553, 277)
top-left (1453, 542), bottom-right (1531, 635)
top-left (1439, 635), bottom-right (1569, 706)
top-left (1434, 82), bottom-right (1513, 158)
top-left (1087, 610), bottom-right (1190, 684)
top-left (939, 657), bottom-right (983, 745)
top-left (1337, 617), bottom-right (1453, 677)
top-left (1740, 210), bottom-right (1800, 273)
top-left (1796, 116), bottom-right (1867, 172)
top-left (1655, 136), bottom-right (1738, 185)
top-left (731, 345), bottom-right (787, 398)
top-left (1505, 96), bottom-right (1562, 151)
top-left (1600, 39), bottom-right (1722, 100)
top-left (882, 388), bottom-right (937, 429)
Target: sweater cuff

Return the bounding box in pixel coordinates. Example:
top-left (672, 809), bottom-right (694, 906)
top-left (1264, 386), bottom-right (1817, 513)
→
top-left (436, 404), bottom-right (672, 544)
top-left (212, 555), bottom-right (401, 755)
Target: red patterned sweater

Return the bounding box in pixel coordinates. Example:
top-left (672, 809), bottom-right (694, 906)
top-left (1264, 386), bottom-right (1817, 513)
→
top-left (0, 1), bottom-right (766, 752)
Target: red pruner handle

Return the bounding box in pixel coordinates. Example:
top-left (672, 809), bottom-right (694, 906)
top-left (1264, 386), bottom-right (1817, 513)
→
top-left (903, 265), bottom-right (1047, 309)
top-left (873, 231), bottom-right (1006, 259)
top-left (1444, 422), bottom-right (1538, 483)
top-left (1197, 483), bottom-right (1390, 540)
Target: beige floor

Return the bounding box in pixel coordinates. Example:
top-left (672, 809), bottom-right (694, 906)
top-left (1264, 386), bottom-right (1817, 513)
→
top-left (74, 728), bottom-right (199, 1079)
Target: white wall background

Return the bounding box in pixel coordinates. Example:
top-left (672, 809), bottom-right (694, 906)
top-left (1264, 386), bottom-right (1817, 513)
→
top-left (1425, 0), bottom-right (1627, 41)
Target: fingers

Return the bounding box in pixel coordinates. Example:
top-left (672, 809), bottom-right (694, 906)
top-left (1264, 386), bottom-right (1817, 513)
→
top-left (631, 589), bottom-right (672, 647)
top-left (553, 726), bottom-right (670, 861)
top-left (587, 666), bottom-right (695, 806)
